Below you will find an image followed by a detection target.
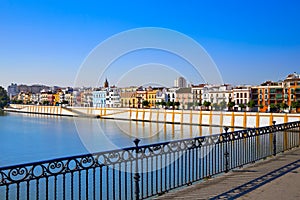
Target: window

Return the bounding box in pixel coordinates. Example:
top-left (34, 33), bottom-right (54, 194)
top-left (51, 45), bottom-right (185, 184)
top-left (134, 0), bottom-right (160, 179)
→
top-left (244, 93), bottom-right (247, 98)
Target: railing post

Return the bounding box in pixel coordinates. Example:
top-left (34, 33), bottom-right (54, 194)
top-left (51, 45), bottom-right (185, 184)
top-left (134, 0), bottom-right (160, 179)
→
top-left (224, 127), bottom-right (229, 173)
top-left (272, 121), bottom-right (277, 156)
top-left (133, 138), bottom-right (141, 200)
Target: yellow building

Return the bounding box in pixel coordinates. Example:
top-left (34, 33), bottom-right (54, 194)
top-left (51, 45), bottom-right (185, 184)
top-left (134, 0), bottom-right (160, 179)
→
top-left (120, 87), bottom-right (138, 108)
top-left (53, 93), bottom-right (60, 105)
top-left (146, 88), bottom-right (158, 108)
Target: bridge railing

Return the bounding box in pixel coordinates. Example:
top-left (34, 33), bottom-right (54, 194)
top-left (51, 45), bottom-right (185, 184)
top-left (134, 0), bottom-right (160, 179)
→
top-left (1, 121), bottom-right (299, 200)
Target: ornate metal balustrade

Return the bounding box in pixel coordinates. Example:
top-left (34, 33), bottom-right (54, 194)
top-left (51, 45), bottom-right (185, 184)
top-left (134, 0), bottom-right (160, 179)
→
top-left (0, 121), bottom-right (299, 200)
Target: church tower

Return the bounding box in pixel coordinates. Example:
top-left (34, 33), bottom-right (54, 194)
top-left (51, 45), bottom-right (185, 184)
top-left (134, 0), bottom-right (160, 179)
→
top-left (104, 78), bottom-right (109, 88)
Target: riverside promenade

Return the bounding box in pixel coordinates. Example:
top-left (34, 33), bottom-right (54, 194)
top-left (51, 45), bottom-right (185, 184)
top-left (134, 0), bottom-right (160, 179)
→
top-left (156, 147), bottom-right (300, 200)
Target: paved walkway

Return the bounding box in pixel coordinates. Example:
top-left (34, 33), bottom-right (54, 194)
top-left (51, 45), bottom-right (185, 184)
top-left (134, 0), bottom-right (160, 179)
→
top-left (155, 147), bottom-right (300, 200)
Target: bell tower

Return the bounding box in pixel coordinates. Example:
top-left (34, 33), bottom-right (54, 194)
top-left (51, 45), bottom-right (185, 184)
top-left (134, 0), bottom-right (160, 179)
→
top-left (104, 78), bottom-right (109, 88)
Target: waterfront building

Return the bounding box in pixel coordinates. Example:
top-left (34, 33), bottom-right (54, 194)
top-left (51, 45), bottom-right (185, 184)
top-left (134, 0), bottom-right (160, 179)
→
top-left (31, 93), bottom-right (41, 104)
top-left (105, 87), bottom-right (120, 108)
top-left (120, 87), bottom-right (138, 108)
top-left (191, 84), bottom-right (205, 109)
top-left (232, 86), bottom-right (252, 111)
top-left (202, 84), bottom-right (232, 106)
top-left (72, 90), bottom-right (82, 107)
top-left (81, 89), bottom-right (93, 107)
top-left (136, 86), bottom-right (148, 108)
top-left (252, 81), bottom-right (284, 112)
top-left (174, 76), bottom-right (187, 88)
top-left (92, 90), bottom-right (106, 108)
top-left (155, 88), bottom-right (168, 106)
top-left (47, 93), bottom-right (55, 105)
top-left (283, 73), bottom-right (300, 107)
top-left (176, 87), bottom-right (193, 109)
top-left (53, 93), bottom-right (60, 106)
top-left (166, 87), bottom-right (178, 103)
top-left (146, 87), bottom-right (158, 107)
top-left (16, 92), bottom-right (31, 104)
top-left (64, 93), bottom-right (74, 106)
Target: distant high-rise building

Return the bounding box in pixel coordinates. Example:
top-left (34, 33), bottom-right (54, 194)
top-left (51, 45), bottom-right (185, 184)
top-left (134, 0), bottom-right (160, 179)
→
top-left (174, 77), bottom-right (187, 88)
top-left (7, 83), bottom-right (19, 99)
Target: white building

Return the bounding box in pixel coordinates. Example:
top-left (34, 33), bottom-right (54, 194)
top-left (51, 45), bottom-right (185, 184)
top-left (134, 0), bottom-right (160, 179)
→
top-left (156, 88), bottom-right (168, 103)
top-left (106, 88), bottom-right (120, 108)
top-left (232, 86), bottom-right (252, 111)
top-left (166, 87), bottom-right (178, 102)
top-left (202, 84), bottom-right (233, 105)
top-left (191, 84), bottom-right (205, 109)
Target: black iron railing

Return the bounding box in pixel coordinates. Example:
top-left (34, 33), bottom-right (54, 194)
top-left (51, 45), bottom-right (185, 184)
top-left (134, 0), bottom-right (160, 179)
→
top-left (1, 121), bottom-right (300, 200)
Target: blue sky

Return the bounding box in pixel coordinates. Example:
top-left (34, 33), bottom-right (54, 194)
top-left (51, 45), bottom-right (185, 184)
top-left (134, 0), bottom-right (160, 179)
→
top-left (1, 0), bottom-right (300, 89)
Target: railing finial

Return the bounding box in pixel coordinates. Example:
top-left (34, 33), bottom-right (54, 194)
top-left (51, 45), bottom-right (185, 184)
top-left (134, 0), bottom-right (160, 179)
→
top-left (224, 126), bottom-right (229, 133)
top-left (133, 138), bottom-right (140, 147)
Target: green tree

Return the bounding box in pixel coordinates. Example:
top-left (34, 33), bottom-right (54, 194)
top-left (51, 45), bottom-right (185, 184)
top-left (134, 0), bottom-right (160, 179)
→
top-left (280, 102), bottom-right (288, 110)
top-left (42, 100), bottom-right (50, 105)
top-left (219, 101), bottom-right (227, 110)
top-left (0, 86), bottom-right (9, 109)
top-left (247, 100), bottom-right (256, 111)
top-left (155, 101), bottom-right (161, 108)
top-left (174, 101), bottom-right (180, 109)
top-left (239, 103), bottom-right (245, 111)
top-left (270, 103), bottom-right (277, 112)
top-left (259, 104), bottom-right (264, 109)
top-left (203, 101), bottom-right (211, 110)
top-left (291, 101), bottom-right (300, 109)
top-left (161, 101), bottom-right (167, 108)
top-left (227, 101), bottom-right (235, 111)
top-left (212, 103), bottom-right (220, 111)
top-left (61, 100), bottom-right (69, 105)
top-left (142, 100), bottom-right (149, 108)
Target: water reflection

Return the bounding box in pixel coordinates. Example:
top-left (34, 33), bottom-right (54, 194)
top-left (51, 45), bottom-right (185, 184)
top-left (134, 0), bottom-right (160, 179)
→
top-left (1, 112), bottom-right (239, 166)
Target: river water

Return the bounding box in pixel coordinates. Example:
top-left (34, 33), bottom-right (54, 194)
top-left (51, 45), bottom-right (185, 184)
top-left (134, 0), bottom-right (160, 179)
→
top-left (0, 112), bottom-right (227, 167)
